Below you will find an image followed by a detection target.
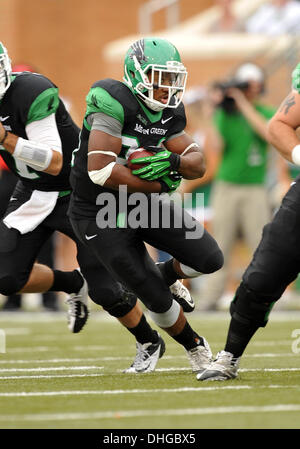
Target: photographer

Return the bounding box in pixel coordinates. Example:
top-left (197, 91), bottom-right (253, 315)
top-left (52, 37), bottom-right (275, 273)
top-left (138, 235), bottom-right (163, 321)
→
top-left (199, 63), bottom-right (276, 311)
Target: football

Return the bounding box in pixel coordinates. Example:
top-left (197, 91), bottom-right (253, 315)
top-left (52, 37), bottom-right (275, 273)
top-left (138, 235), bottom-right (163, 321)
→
top-left (126, 148), bottom-right (155, 170)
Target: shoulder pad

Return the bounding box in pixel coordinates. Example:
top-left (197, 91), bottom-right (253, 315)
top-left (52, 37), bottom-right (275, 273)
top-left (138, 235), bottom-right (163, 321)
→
top-left (92, 79), bottom-right (139, 115)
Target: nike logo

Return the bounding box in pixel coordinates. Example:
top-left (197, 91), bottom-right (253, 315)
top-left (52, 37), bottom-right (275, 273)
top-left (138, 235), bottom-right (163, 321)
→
top-left (0, 116), bottom-right (10, 122)
top-left (10, 197), bottom-right (18, 201)
top-left (161, 116), bottom-right (172, 125)
top-left (85, 234), bottom-right (97, 240)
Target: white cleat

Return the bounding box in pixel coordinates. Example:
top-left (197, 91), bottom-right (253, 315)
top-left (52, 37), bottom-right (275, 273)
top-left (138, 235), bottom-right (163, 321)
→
top-left (124, 333), bottom-right (165, 373)
top-left (65, 275), bottom-right (89, 333)
top-left (197, 350), bottom-right (240, 381)
top-left (186, 337), bottom-right (212, 373)
top-left (170, 280), bottom-right (195, 313)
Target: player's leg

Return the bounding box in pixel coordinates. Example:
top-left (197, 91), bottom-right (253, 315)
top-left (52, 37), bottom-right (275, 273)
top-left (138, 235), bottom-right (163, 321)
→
top-left (140, 198), bottom-right (224, 302)
top-left (72, 217), bottom-right (165, 373)
top-left (73, 217), bottom-right (212, 374)
top-left (198, 180), bottom-right (300, 381)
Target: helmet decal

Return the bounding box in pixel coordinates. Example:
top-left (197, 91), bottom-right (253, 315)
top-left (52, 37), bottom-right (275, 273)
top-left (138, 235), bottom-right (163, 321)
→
top-left (130, 39), bottom-right (147, 64)
top-left (123, 37), bottom-right (187, 112)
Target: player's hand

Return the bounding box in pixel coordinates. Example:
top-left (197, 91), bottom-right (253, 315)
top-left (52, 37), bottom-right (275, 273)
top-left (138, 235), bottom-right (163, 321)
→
top-left (159, 172), bottom-right (182, 193)
top-left (132, 150), bottom-right (180, 180)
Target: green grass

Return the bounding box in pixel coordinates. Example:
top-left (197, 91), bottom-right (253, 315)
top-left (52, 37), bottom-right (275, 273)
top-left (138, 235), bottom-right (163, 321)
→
top-left (0, 310), bottom-right (299, 429)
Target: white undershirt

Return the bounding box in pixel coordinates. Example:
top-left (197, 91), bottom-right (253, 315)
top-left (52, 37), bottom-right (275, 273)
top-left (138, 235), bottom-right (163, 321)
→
top-left (25, 113), bottom-right (62, 153)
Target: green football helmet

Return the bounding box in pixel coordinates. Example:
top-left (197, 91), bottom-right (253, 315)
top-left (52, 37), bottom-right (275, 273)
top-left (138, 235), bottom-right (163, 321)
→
top-left (0, 42), bottom-right (12, 100)
top-left (123, 37), bottom-right (187, 112)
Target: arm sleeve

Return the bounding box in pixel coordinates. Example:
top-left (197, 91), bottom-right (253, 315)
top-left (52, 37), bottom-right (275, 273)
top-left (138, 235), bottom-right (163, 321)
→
top-left (87, 112), bottom-right (122, 139)
top-left (25, 113), bottom-right (62, 154)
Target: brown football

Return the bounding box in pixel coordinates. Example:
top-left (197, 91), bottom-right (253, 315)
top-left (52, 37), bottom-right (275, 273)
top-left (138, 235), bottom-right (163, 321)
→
top-left (127, 148), bottom-right (155, 170)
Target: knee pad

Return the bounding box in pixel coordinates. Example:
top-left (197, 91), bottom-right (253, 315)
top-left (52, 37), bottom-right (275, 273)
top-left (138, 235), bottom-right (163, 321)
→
top-left (0, 275), bottom-right (21, 296)
top-left (96, 287), bottom-right (137, 318)
top-left (200, 249), bottom-right (224, 274)
top-left (179, 263), bottom-right (202, 278)
top-left (230, 282), bottom-right (276, 328)
top-left (148, 299), bottom-right (180, 328)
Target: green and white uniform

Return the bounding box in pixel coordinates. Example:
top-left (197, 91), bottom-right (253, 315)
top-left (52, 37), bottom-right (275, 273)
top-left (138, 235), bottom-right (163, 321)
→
top-left (69, 78), bottom-right (185, 218)
top-left (0, 71), bottom-right (79, 191)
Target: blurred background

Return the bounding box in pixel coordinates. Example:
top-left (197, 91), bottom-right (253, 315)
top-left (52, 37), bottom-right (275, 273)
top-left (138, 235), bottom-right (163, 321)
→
top-left (2, 0), bottom-right (300, 311)
top-left (2, 0), bottom-right (299, 118)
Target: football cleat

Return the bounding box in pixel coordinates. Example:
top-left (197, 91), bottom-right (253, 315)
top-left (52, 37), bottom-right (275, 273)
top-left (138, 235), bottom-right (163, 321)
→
top-left (170, 280), bottom-right (195, 313)
top-left (65, 274), bottom-right (89, 333)
top-left (186, 337), bottom-right (212, 373)
top-left (124, 332), bottom-right (165, 373)
top-left (197, 350), bottom-right (240, 381)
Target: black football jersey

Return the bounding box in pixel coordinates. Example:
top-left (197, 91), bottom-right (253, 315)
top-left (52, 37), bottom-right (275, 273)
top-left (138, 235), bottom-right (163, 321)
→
top-left (69, 78), bottom-right (186, 217)
top-left (0, 72), bottom-right (80, 191)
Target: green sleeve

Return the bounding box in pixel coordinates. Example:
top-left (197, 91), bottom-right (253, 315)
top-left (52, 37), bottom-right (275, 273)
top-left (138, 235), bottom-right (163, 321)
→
top-left (27, 87), bottom-right (59, 125)
top-left (85, 87), bottom-right (124, 130)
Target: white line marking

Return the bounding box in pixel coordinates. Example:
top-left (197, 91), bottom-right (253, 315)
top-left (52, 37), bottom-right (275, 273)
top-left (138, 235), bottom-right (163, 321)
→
top-left (0, 373), bottom-right (103, 380)
top-left (7, 346), bottom-right (50, 353)
top-left (0, 404), bottom-right (300, 421)
top-left (1, 328), bottom-right (31, 335)
top-left (0, 384), bottom-right (300, 398)
top-left (0, 386), bottom-right (253, 397)
top-left (0, 366), bottom-right (103, 373)
top-left (155, 367), bottom-right (300, 373)
top-left (0, 352), bottom-right (296, 365)
top-left (0, 357), bottom-right (116, 364)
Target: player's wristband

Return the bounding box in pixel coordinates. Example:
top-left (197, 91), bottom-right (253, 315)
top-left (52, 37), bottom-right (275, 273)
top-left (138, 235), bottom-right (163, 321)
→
top-left (291, 145), bottom-right (300, 166)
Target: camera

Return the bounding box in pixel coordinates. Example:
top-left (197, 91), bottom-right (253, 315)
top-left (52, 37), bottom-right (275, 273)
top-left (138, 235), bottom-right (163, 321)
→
top-left (213, 79), bottom-right (249, 113)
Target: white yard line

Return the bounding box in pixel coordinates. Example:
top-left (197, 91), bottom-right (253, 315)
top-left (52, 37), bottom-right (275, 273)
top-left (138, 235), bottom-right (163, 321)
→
top-left (0, 404), bottom-right (300, 422)
top-left (0, 373), bottom-right (103, 380)
top-left (0, 328), bottom-right (31, 335)
top-left (0, 366), bottom-right (103, 373)
top-left (0, 384), bottom-right (300, 397)
top-left (0, 352), bottom-right (297, 365)
top-left (0, 386), bottom-right (254, 397)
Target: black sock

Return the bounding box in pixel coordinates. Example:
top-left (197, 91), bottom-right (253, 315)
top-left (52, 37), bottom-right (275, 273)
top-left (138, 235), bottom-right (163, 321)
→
top-left (48, 269), bottom-right (83, 294)
top-left (172, 321), bottom-right (204, 351)
top-left (224, 316), bottom-right (260, 358)
top-left (157, 259), bottom-right (179, 286)
top-left (126, 315), bottom-right (159, 345)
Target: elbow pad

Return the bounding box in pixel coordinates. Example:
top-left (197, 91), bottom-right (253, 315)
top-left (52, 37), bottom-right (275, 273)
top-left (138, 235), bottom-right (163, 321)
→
top-left (14, 137), bottom-right (53, 171)
top-left (88, 161), bottom-right (116, 186)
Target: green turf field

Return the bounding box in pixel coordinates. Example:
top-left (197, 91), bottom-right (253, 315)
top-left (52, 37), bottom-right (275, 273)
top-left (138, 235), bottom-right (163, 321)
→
top-left (0, 310), bottom-right (299, 429)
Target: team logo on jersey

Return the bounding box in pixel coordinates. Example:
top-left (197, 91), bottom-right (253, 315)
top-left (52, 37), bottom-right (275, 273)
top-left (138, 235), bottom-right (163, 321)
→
top-left (137, 114), bottom-right (148, 126)
top-left (134, 123), bottom-right (167, 136)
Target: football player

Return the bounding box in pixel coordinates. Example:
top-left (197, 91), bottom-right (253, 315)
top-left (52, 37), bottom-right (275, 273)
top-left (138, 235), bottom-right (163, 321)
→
top-left (0, 42), bottom-right (88, 332)
top-left (198, 63), bottom-right (300, 381)
top-left (68, 37), bottom-right (224, 373)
